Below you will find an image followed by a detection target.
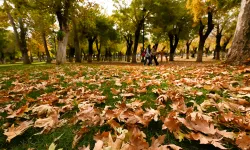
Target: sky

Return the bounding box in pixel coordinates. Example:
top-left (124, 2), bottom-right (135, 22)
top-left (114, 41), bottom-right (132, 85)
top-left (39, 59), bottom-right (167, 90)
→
top-left (90, 0), bottom-right (115, 15)
top-left (0, 0), bottom-right (121, 15)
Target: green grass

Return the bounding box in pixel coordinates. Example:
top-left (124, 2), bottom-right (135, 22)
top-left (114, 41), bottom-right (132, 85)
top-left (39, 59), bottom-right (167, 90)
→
top-left (0, 63), bottom-right (244, 150)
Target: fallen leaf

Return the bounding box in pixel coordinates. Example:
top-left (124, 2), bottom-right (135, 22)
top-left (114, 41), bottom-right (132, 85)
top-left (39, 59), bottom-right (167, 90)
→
top-left (4, 120), bottom-right (33, 142)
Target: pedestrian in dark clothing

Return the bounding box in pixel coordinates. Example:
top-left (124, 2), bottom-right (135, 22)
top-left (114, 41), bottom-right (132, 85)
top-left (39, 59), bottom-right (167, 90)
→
top-left (151, 45), bottom-right (159, 66)
top-left (144, 45), bottom-right (152, 66)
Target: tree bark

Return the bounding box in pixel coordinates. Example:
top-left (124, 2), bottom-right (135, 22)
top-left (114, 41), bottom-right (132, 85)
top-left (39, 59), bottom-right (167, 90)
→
top-left (168, 32), bottom-right (179, 61)
top-left (132, 27), bottom-right (141, 63)
top-left (72, 18), bottom-right (81, 63)
top-left (132, 18), bottom-right (144, 63)
top-left (186, 40), bottom-right (192, 59)
top-left (215, 24), bottom-right (222, 60)
top-left (56, 31), bottom-right (69, 65)
top-left (19, 18), bottom-right (31, 64)
top-left (197, 11), bottom-right (214, 62)
top-left (226, 0), bottom-right (250, 65)
top-left (42, 32), bottom-right (52, 63)
top-left (7, 11), bottom-right (30, 64)
top-left (96, 39), bottom-right (101, 62)
top-left (55, 0), bottom-right (71, 65)
top-left (125, 34), bottom-right (133, 63)
top-left (88, 37), bottom-right (96, 63)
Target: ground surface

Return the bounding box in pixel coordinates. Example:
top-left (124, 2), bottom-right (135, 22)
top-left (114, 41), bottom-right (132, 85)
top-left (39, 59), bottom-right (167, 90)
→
top-left (0, 62), bottom-right (250, 150)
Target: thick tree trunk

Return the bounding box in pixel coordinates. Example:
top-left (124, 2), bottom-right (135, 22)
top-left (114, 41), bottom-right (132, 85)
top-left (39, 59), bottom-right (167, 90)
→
top-left (132, 28), bottom-right (141, 63)
top-left (88, 37), bottom-right (95, 63)
top-left (56, 31), bottom-right (70, 65)
top-left (72, 18), bottom-right (81, 63)
top-left (168, 33), bottom-right (179, 61)
top-left (215, 34), bottom-right (222, 60)
top-left (22, 52), bottom-right (30, 64)
top-left (226, 0), bottom-right (250, 65)
top-left (124, 34), bottom-right (133, 63)
top-left (197, 39), bottom-right (205, 62)
top-left (7, 11), bottom-right (30, 64)
top-left (196, 12), bottom-right (214, 62)
top-left (42, 32), bottom-right (52, 63)
top-left (127, 44), bottom-right (132, 62)
top-left (69, 46), bottom-right (75, 62)
top-left (19, 18), bottom-right (31, 64)
top-left (215, 25), bottom-right (222, 60)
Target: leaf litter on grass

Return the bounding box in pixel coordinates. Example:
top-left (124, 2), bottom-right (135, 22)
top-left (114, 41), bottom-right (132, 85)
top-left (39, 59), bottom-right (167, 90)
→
top-left (0, 64), bottom-right (250, 149)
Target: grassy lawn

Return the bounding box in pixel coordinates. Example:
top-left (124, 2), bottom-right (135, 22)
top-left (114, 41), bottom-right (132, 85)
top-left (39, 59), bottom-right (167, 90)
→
top-left (0, 63), bottom-right (249, 150)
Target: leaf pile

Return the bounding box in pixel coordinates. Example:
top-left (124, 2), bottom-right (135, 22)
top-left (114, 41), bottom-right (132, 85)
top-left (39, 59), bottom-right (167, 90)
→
top-left (0, 64), bottom-right (250, 149)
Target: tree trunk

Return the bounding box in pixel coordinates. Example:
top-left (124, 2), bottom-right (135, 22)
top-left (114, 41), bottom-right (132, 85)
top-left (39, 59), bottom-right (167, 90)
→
top-left (42, 32), bottom-right (52, 63)
top-left (88, 37), bottom-right (95, 63)
top-left (124, 34), bottom-right (133, 63)
top-left (69, 46), bottom-right (75, 62)
top-left (30, 52), bottom-right (33, 63)
top-left (72, 18), bottom-right (81, 63)
top-left (132, 28), bottom-right (141, 63)
top-left (215, 25), bottom-right (222, 60)
top-left (197, 38), bottom-right (205, 62)
top-left (186, 42), bottom-right (190, 59)
top-left (226, 0), bottom-right (250, 65)
top-left (196, 11), bottom-right (214, 62)
top-left (215, 35), bottom-right (222, 60)
top-left (56, 31), bottom-right (69, 65)
top-left (168, 33), bottom-right (179, 61)
top-left (19, 18), bottom-right (31, 64)
top-left (22, 52), bottom-right (30, 64)
top-left (96, 39), bottom-right (101, 62)
top-left (7, 11), bottom-right (30, 64)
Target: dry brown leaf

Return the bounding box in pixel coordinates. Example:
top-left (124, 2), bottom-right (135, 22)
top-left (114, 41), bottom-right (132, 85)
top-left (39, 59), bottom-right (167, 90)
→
top-left (162, 112), bottom-right (180, 132)
top-left (7, 103), bottom-right (29, 119)
top-left (216, 129), bottom-right (235, 140)
top-left (34, 111), bottom-right (59, 134)
top-left (236, 132), bottom-right (250, 150)
top-left (4, 120), bottom-right (33, 142)
top-left (93, 140), bottom-right (103, 150)
top-left (111, 88), bottom-right (120, 95)
top-left (149, 135), bottom-right (166, 149)
top-left (32, 104), bottom-right (55, 116)
top-left (137, 88), bottom-right (147, 94)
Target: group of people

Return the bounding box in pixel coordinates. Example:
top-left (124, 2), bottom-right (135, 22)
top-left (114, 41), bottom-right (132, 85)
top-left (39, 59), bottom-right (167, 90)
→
top-left (141, 44), bottom-right (159, 66)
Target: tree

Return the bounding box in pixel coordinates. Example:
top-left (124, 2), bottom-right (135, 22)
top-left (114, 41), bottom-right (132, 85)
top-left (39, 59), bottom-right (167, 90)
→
top-left (114, 0), bottom-right (153, 63)
top-left (186, 0), bottom-right (215, 62)
top-left (151, 0), bottom-right (192, 61)
top-left (113, 1), bottom-right (134, 62)
top-left (29, 0), bottom-right (78, 64)
top-left (212, 1), bottom-right (240, 60)
top-left (3, 0), bottom-right (31, 64)
top-left (0, 28), bottom-right (8, 63)
top-left (29, 10), bottom-right (55, 63)
top-left (226, 0), bottom-right (250, 65)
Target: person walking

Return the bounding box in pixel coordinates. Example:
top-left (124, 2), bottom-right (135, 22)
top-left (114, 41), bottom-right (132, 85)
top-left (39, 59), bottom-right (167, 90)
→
top-left (151, 45), bottom-right (159, 66)
top-left (144, 45), bottom-right (152, 66)
top-left (141, 47), bottom-right (146, 63)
